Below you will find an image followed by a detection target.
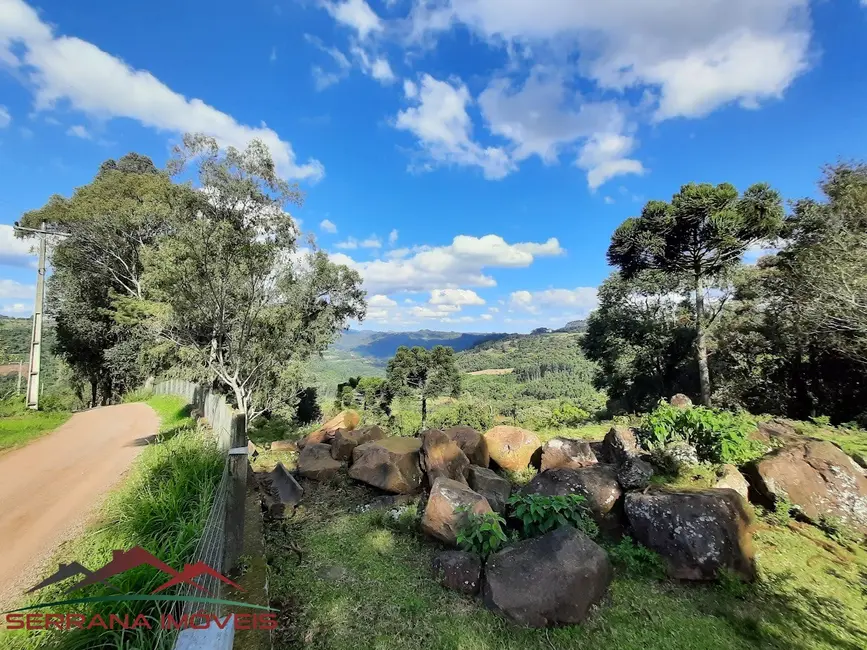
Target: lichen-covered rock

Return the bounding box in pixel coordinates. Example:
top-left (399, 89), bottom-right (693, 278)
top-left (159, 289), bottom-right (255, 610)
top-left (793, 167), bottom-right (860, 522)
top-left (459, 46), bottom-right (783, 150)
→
top-left (522, 467), bottom-right (624, 534)
top-left (467, 465), bottom-right (511, 514)
top-left (616, 456), bottom-right (654, 490)
top-left (669, 393), bottom-right (693, 409)
top-left (714, 464), bottom-right (749, 501)
top-left (443, 426), bottom-right (490, 467)
top-left (349, 437), bottom-right (423, 494)
top-left (420, 429), bottom-right (471, 485)
top-left (331, 425), bottom-right (386, 462)
top-left (483, 526), bottom-right (612, 627)
top-left (653, 441), bottom-right (699, 473)
top-left (421, 477), bottom-right (492, 545)
top-left (431, 550), bottom-right (482, 595)
top-left (745, 440), bottom-right (867, 532)
top-left (298, 410), bottom-right (360, 448)
top-left (484, 426), bottom-right (542, 471)
top-left (603, 426), bottom-right (640, 464)
top-left (540, 438), bottom-right (598, 471)
top-left (625, 489), bottom-right (756, 581)
top-left (297, 443), bottom-right (345, 481)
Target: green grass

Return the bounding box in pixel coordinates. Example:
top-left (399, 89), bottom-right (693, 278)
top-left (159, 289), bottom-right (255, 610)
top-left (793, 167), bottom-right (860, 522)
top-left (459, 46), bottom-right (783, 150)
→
top-left (789, 420), bottom-right (867, 462)
top-left (0, 398), bottom-right (71, 452)
top-left (1, 395), bottom-right (223, 650)
top-left (266, 477), bottom-right (867, 650)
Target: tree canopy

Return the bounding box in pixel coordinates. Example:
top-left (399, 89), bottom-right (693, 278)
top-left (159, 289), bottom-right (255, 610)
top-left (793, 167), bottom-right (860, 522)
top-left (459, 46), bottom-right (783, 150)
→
top-left (386, 345), bottom-right (460, 428)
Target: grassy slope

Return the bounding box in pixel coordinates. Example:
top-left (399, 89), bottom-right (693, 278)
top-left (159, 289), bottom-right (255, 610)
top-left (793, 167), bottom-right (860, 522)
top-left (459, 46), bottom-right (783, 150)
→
top-left (266, 475), bottom-right (867, 650)
top-left (0, 408), bottom-right (71, 452)
top-left (1, 395), bottom-right (223, 650)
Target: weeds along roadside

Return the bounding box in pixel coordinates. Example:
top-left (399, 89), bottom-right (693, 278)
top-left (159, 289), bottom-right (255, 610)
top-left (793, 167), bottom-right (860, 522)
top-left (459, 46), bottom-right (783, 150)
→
top-left (1, 395), bottom-right (223, 650)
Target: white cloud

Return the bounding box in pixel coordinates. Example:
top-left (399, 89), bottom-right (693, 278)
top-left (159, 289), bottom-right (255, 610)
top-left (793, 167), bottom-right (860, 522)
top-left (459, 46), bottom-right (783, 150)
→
top-left (407, 1), bottom-right (811, 122)
top-left (370, 57), bottom-right (396, 83)
top-left (604, 196), bottom-right (615, 204)
top-left (0, 278), bottom-right (36, 300)
top-left (429, 288), bottom-right (485, 306)
top-left (388, 229), bottom-right (399, 245)
top-left (321, 0), bottom-right (383, 39)
top-left (576, 132), bottom-right (645, 190)
top-left (0, 105), bottom-right (10, 128)
top-left (335, 235), bottom-right (382, 249)
top-left (394, 74), bottom-right (515, 179)
top-left (480, 313), bottom-right (493, 321)
top-left (335, 238), bottom-right (359, 250)
top-left (360, 235), bottom-right (382, 248)
top-left (369, 294), bottom-right (398, 308)
top-left (66, 124), bottom-right (91, 139)
top-left (320, 219), bottom-right (338, 233)
top-left (312, 65), bottom-right (343, 91)
top-left (0, 302), bottom-right (32, 316)
top-left (351, 45), bottom-right (396, 85)
top-left (509, 287), bottom-right (599, 316)
top-left (1, 0), bottom-right (323, 181)
top-left (331, 233), bottom-right (562, 295)
top-left (0, 225), bottom-right (36, 267)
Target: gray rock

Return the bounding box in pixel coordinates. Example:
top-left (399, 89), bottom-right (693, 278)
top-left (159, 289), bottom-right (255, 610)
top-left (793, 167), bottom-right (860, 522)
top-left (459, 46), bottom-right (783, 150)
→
top-left (421, 477), bottom-right (492, 545)
top-left (297, 443), bottom-right (344, 481)
top-left (625, 489), bottom-right (756, 581)
top-left (616, 456), bottom-right (654, 490)
top-left (483, 526), bottom-right (612, 627)
top-left (744, 440), bottom-right (867, 532)
top-left (349, 438), bottom-right (423, 494)
top-left (713, 464), bottom-right (749, 501)
top-left (522, 466), bottom-right (624, 535)
top-left (670, 394), bottom-right (693, 409)
top-left (540, 438), bottom-right (598, 471)
top-left (261, 462), bottom-right (303, 518)
top-left (432, 550), bottom-right (482, 595)
top-left (603, 426), bottom-right (640, 464)
top-left (467, 466), bottom-right (511, 514)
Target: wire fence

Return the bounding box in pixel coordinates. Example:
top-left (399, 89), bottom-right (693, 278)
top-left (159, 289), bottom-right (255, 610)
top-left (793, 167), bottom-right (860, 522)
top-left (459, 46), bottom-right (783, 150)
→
top-left (151, 379), bottom-right (248, 649)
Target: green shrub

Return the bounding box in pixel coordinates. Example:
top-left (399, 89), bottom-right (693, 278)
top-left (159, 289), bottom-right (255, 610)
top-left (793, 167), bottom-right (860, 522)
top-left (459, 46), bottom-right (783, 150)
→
top-left (640, 401), bottom-right (763, 465)
top-left (607, 536), bottom-right (666, 578)
top-left (507, 493), bottom-right (599, 539)
top-left (810, 414), bottom-right (832, 427)
top-left (122, 386), bottom-right (155, 403)
top-left (763, 496), bottom-right (795, 527)
top-left (455, 510), bottom-right (508, 557)
top-left (547, 401), bottom-right (591, 428)
top-left (428, 399), bottom-right (493, 432)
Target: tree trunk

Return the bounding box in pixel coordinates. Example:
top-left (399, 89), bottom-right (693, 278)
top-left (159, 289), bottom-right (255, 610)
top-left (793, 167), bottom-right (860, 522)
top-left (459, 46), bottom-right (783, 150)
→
top-left (421, 395), bottom-right (427, 430)
top-left (694, 273), bottom-right (712, 406)
top-left (90, 379), bottom-right (98, 409)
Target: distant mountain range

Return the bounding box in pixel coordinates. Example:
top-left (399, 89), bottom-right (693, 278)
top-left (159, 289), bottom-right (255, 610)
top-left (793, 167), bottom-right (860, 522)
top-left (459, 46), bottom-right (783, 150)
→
top-left (332, 329), bottom-right (511, 360)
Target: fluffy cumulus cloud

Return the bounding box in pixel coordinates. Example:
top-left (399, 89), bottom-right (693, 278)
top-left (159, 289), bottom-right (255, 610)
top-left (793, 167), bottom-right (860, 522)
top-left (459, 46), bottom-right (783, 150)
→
top-left (510, 287), bottom-right (599, 316)
top-left (317, 0), bottom-right (813, 187)
top-left (0, 225), bottom-right (35, 267)
top-left (0, 302), bottom-right (32, 316)
top-left (0, 278), bottom-right (36, 300)
top-left (1, 0), bottom-right (323, 180)
top-left (395, 74), bottom-right (515, 179)
top-left (330, 233), bottom-right (564, 295)
top-left (429, 288), bottom-right (485, 306)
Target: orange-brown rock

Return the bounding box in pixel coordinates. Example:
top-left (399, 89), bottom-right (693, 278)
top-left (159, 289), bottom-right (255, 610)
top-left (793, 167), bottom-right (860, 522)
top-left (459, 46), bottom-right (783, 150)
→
top-left (349, 437), bottom-right (423, 494)
top-left (421, 477), bottom-right (492, 545)
top-left (443, 426), bottom-right (489, 467)
top-left (298, 410), bottom-right (361, 448)
top-left (484, 426), bottom-right (541, 471)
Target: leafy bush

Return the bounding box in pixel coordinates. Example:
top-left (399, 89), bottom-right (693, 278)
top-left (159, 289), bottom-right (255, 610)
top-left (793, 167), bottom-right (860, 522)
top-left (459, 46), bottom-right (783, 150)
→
top-left (547, 401), bottom-right (591, 428)
top-left (122, 386), bottom-right (155, 403)
top-left (607, 536), bottom-right (666, 578)
top-left (455, 510), bottom-right (508, 557)
top-left (640, 401), bottom-right (763, 465)
top-left (507, 493), bottom-right (599, 539)
top-left (428, 399), bottom-right (494, 432)
top-left (810, 414), bottom-right (832, 427)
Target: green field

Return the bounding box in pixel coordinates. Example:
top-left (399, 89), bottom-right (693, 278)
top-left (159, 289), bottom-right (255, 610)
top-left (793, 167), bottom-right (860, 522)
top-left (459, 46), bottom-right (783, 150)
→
top-left (0, 399), bottom-right (71, 452)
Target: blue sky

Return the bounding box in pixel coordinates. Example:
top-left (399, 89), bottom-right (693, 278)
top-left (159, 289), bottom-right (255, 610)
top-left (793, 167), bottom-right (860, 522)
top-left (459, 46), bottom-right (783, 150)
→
top-left (1, 0), bottom-right (866, 332)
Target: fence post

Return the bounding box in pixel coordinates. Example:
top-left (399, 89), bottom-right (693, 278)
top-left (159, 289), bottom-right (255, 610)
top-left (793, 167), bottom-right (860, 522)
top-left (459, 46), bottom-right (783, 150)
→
top-left (223, 413), bottom-right (248, 573)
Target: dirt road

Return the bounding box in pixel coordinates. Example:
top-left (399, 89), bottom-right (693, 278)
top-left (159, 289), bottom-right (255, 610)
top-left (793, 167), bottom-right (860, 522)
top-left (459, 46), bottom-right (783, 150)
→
top-left (0, 403), bottom-right (159, 610)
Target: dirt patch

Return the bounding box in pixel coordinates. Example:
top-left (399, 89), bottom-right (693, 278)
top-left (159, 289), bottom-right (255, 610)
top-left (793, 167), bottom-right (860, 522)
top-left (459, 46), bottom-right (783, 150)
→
top-left (466, 368), bottom-right (514, 376)
top-left (0, 402), bottom-right (159, 611)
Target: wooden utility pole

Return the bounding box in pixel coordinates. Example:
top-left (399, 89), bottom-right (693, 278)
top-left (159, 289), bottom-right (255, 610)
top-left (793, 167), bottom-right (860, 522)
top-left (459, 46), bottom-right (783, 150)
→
top-left (14, 223), bottom-right (69, 410)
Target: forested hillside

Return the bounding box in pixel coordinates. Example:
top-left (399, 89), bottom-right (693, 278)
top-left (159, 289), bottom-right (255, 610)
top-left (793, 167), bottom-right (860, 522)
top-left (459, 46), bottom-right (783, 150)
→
top-left (333, 329), bottom-right (507, 360)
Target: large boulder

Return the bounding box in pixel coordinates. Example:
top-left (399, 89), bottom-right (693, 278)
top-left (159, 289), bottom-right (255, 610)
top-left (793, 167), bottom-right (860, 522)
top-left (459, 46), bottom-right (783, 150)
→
top-left (331, 425), bottom-right (386, 462)
top-left (467, 465), bottom-right (512, 514)
top-left (749, 419), bottom-right (798, 446)
top-left (540, 438), bottom-right (598, 471)
top-left (745, 440), bottom-right (867, 532)
top-left (431, 550), bottom-right (482, 595)
top-left (603, 426), bottom-right (640, 464)
top-left (522, 467), bottom-right (624, 534)
top-left (297, 443), bottom-right (345, 481)
top-left (420, 429), bottom-right (470, 485)
top-left (421, 477), bottom-right (492, 545)
top-left (669, 393), bottom-right (693, 409)
top-left (714, 464), bottom-right (749, 501)
top-left (299, 410), bottom-right (360, 448)
top-left (625, 489), bottom-right (756, 581)
top-left (443, 426), bottom-right (489, 467)
top-left (484, 426), bottom-right (542, 471)
top-left (483, 526), bottom-right (612, 627)
top-left (616, 456), bottom-right (654, 491)
top-left (349, 438), bottom-right (423, 494)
